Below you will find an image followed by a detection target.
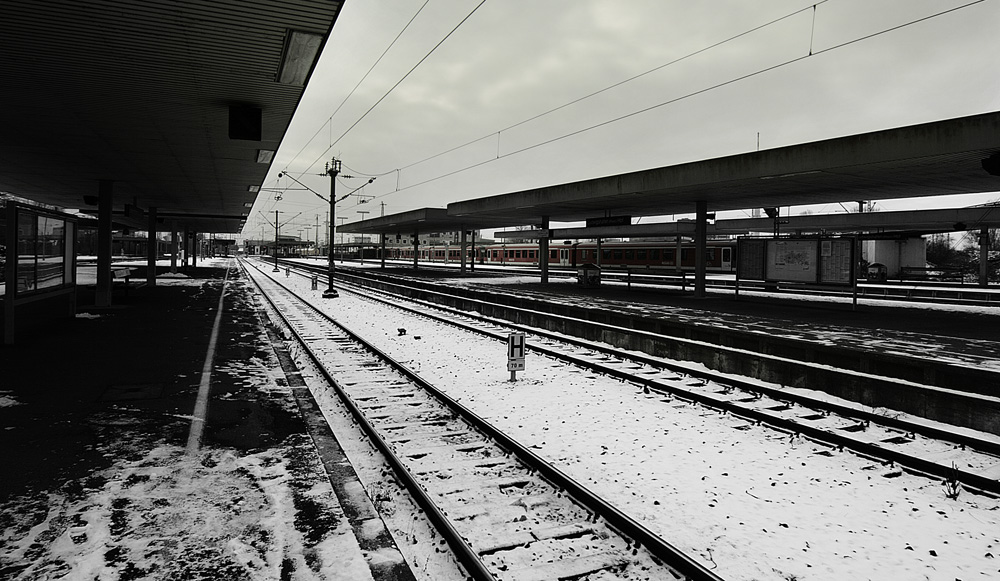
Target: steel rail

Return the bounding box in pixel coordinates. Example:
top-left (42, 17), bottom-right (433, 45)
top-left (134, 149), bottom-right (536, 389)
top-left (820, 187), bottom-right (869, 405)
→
top-left (240, 259), bottom-right (498, 581)
top-left (321, 271), bottom-right (1000, 497)
top-left (243, 258), bottom-right (726, 581)
top-left (287, 257), bottom-right (1000, 306)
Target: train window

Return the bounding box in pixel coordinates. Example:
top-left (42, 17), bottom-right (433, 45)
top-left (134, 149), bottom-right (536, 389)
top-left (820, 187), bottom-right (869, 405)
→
top-left (624, 250), bottom-right (634, 260)
top-left (602, 249), bottom-right (611, 260)
top-left (529, 250), bottom-right (536, 259)
top-left (581, 250), bottom-right (588, 259)
top-left (681, 249), bottom-right (691, 261)
top-left (650, 249), bottom-right (660, 260)
top-left (707, 249), bottom-right (716, 261)
top-left (723, 248), bottom-right (732, 262)
top-left (637, 249), bottom-right (646, 260)
top-left (613, 250), bottom-right (623, 260)
top-left (550, 249), bottom-right (557, 259)
top-left (515, 250), bottom-right (522, 258)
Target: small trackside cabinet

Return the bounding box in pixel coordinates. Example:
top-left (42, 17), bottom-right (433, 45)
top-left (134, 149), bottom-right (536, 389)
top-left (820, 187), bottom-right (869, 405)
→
top-left (577, 263), bottom-right (601, 287)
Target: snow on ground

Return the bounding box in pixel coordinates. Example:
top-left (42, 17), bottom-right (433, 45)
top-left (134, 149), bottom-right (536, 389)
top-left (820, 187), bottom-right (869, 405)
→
top-left (0, 264), bottom-right (378, 581)
top-left (0, 433), bottom-right (372, 580)
top-left (275, 271), bottom-right (1000, 581)
top-left (0, 392), bottom-right (21, 408)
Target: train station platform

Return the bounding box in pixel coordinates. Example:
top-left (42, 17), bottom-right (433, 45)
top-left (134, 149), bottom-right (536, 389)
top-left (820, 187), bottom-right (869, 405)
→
top-left (0, 259), bottom-right (412, 580)
top-left (353, 263), bottom-right (1000, 370)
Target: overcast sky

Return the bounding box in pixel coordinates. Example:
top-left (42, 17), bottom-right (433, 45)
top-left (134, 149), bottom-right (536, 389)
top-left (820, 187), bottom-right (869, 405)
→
top-left (245, 0), bottom-right (1000, 240)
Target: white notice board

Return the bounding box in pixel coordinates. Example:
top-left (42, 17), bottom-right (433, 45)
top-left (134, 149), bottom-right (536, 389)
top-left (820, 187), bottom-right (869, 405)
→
top-left (765, 239), bottom-right (818, 283)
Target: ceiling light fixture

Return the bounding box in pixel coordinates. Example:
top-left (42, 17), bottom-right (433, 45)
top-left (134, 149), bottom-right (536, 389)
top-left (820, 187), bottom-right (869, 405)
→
top-left (277, 30), bottom-right (324, 86)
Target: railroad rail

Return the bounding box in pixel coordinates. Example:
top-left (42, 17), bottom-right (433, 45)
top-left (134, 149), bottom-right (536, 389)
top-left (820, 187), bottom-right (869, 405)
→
top-left (268, 258), bottom-right (1000, 499)
top-left (241, 258), bottom-right (725, 581)
top-left (293, 256), bottom-right (1000, 306)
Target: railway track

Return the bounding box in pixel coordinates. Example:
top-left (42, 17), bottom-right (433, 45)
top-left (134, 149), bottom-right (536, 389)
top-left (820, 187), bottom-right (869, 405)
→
top-left (242, 259), bottom-right (723, 581)
top-left (271, 258), bottom-right (1000, 499)
top-left (304, 257), bottom-right (1000, 306)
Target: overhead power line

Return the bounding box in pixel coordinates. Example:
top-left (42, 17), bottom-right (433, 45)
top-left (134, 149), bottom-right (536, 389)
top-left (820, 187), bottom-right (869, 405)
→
top-left (302, 0), bottom-right (488, 176)
top-left (338, 0), bottom-right (987, 208)
top-left (285, 1), bottom-right (431, 178)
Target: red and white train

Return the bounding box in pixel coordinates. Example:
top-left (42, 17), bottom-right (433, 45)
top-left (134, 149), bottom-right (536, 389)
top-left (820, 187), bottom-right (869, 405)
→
top-left (383, 240), bottom-right (737, 272)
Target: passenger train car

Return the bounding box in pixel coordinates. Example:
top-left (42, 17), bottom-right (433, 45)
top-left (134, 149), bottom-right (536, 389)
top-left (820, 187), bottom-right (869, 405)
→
top-left (385, 240), bottom-right (737, 272)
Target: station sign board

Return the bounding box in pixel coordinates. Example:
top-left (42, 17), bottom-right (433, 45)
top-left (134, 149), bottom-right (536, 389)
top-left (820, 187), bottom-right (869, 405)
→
top-left (586, 215), bottom-right (631, 228)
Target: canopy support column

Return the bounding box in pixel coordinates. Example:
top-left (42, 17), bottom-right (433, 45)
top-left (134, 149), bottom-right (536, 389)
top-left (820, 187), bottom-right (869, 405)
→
top-left (146, 206), bottom-right (157, 286)
top-left (95, 180), bottom-right (114, 308)
top-left (980, 229), bottom-right (991, 287)
top-left (412, 231), bottom-right (419, 270)
top-left (540, 216), bottom-right (550, 284)
top-left (460, 228), bottom-right (468, 274)
top-left (170, 222), bottom-right (178, 274)
top-left (694, 200), bottom-right (708, 298)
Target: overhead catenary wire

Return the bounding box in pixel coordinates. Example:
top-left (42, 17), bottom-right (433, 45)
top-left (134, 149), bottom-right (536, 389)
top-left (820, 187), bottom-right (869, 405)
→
top-left (302, 0), bottom-right (488, 177)
top-left (284, 0), bottom-right (431, 180)
top-left (333, 0), bottom-right (987, 212)
top-left (337, 1), bottom-right (831, 181)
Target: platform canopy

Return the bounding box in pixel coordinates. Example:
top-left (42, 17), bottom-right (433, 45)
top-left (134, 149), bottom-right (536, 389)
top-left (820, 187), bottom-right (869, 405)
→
top-left (444, 111), bottom-right (1000, 227)
top-left (341, 112), bottom-right (1000, 238)
top-left (0, 0), bottom-right (344, 234)
top-left (340, 208), bottom-right (519, 238)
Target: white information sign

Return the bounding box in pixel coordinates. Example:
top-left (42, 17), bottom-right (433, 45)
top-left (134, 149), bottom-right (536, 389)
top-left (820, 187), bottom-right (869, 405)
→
top-left (507, 332), bottom-right (525, 372)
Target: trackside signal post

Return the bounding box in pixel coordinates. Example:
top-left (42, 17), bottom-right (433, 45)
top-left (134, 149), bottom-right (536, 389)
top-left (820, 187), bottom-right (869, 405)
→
top-left (507, 332), bottom-right (525, 381)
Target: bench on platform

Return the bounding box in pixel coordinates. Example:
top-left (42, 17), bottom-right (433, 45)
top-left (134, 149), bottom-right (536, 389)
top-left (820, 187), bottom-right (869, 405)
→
top-left (112, 267), bottom-right (145, 296)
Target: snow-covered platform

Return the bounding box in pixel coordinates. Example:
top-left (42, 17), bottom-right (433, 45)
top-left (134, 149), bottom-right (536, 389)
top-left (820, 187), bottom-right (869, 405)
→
top-left (0, 259), bottom-right (413, 580)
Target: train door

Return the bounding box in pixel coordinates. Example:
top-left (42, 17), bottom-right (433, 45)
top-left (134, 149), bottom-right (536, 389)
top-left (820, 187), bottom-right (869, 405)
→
top-left (559, 248), bottom-right (569, 266)
top-left (721, 246), bottom-right (733, 271)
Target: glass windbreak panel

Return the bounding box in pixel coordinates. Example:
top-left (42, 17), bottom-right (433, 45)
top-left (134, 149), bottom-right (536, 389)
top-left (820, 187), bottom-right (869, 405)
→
top-left (16, 210), bottom-right (36, 292)
top-left (37, 215), bottom-right (64, 289)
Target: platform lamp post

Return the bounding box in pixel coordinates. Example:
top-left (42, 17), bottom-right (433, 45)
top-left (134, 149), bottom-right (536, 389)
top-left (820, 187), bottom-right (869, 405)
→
top-left (324, 157), bottom-right (342, 298)
top-left (272, 209), bottom-right (281, 271)
top-left (277, 161), bottom-right (374, 298)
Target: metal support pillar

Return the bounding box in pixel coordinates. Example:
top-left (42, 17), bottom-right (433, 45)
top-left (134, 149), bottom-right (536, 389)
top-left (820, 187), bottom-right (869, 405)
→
top-left (412, 232), bottom-right (419, 269)
top-left (694, 201), bottom-right (708, 298)
top-left (980, 229), bottom-right (991, 287)
top-left (95, 180), bottom-right (114, 308)
top-left (675, 235), bottom-right (683, 274)
top-left (460, 229), bottom-right (468, 274)
top-left (539, 216), bottom-right (550, 284)
top-left (146, 206), bottom-right (157, 286)
top-left (471, 230), bottom-right (476, 271)
top-left (192, 231), bottom-right (198, 268)
top-left (170, 222), bottom-right (178, 274)
top-left (182, 226), bottom-right (190, 270)
top-left (596, 238), bottom-right (602, 267)
top-left (380, 233), bottom-right (386, 269)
